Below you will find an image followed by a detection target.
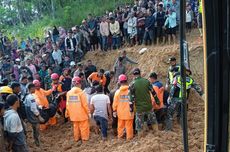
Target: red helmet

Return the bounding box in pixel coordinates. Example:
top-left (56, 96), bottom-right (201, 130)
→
top-left (33, 80), bottom-right (41, 87)
top-left (118, 74), bottom-right (127, 82)
top-left (51, 73), bottom-right (59, 80)
top-left (72, 76), bottom-right (81, 84)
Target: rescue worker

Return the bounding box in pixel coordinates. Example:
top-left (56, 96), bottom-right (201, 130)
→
top-left (65, 77), bottom-right (90, 142)
top-left (113, 74), bottom-right (134, 140)
top-left (0, 102), bottom-right (6, 152)
top-left (32, 79), bottom-right (55, 131)
top-left (51, 73), bottom-right (67, 122)
top-left (129, 68), bottom-right (160, 137)
top-left (24, 83), bottom-right (44, 146)
top-left (165, 57), bottom-right (180, 91)
top-left (87, 69), bottom-right (107, 87)
top-left (165, 68), bottom-right (203, 131)
top-left (149, 72), bottom-right (167, 130)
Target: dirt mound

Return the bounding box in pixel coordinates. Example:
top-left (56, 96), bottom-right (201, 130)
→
top-left (27, 31), bottom-right (204, 152)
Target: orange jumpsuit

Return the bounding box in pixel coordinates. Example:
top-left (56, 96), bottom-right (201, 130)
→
top-left (66, 87), bottom-right (90, 141)
top-left (33, 88), bottom-right (57, 130)
top-left (113, 85), bottom-right (134, 140)
top-left (152, 86), bottom-right (164, 110)
top-left (88, 72), bottom-right (107, 86)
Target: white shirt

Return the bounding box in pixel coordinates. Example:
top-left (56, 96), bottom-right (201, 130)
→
top-left (4, 109), bottom-right (23, 133)
top-left (52, 49), bottom-right (63, 64)
top-left (186, 10), bottom-right (192, 23)
top-left (90, 93), bottom-right (110, 119)
top-left (24, 94), bottom-right (40, 116)
top-left (127, 17), bottom-right (137, 35)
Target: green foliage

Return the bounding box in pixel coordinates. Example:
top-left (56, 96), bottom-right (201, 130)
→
top-left (3, 0), bottom-right (132, 39)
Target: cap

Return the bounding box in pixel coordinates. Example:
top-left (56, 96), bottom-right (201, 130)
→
top-left (68, 29), bottom-right (73, 33)
top-left (132, 68), bottom-right (141, 75)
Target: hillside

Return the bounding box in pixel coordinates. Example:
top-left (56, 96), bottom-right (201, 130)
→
top-left (25, 30), bottom-right (205, 152)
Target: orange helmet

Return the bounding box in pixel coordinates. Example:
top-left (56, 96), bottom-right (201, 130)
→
top-left (51, 73), bottom-right (59, 80)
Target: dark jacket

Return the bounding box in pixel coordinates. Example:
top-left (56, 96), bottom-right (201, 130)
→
top-left (145, 15), bottom-right (155, 30)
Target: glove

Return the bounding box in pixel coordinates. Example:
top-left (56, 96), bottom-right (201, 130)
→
top-left (113, 112), bottom-right (117, 118)
top-left (38, 115), bottom-right (45, 123)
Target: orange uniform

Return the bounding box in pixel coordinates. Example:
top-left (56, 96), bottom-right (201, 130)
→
top-left (113, 85), bottom-right (134, 140)
top-left (66, 87), bottom-right (90, 141)
top-left (33, 88), bottom-right (57, 130)
top-left (88, 72), bottom-right (107, 86)
top-left (152, 86), bottom-right (164, 110)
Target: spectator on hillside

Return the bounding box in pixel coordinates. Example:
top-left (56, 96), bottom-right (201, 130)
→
top-left (52, 26), bottom-right (59, 43)
top-left (127, 12), bottom-right (138, 46)
top-left (164, 8), bottom-right (177, 45)
top-left (2, 57), bottom-right (13, 80)
top-left (143, 9), bottom-right (155, 45)
top-left (100, 16), bottom-right (110, 52)
top-left (109, 17), bottom-right (121, 50)
top-left (155, 4), bottom-right (166, 45)
top-left (65, 30), bottom-right (77, 61)
top-left (52, 44), bottom-right (63, 66)
top-left (88, 14), bottom-right (98, 51)
top-left (137, 11), bottom-right (146, 45)
top-left (186, 4), bottom-right (193, 33)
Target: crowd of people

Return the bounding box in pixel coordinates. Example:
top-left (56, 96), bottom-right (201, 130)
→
top-left (0, 0), bottom-right (204, 151)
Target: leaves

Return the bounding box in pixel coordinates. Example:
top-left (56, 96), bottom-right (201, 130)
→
top-left (1, 0), bottom-right (132, 38)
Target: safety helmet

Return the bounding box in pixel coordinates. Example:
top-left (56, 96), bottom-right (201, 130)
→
top-left (33, 80), bottom-right (41, 87)
top-left (51, 73), bottom-right (59, 80)
top-left (118, 74), bottom-right (127, 82)
top-left (72, 77), bottom-right (81, 84)
top-left (0, 86), bottom-right (13, 94)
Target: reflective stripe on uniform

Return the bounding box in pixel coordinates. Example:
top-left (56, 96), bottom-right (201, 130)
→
top-left (176, 76), bottom-right (194, 98)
